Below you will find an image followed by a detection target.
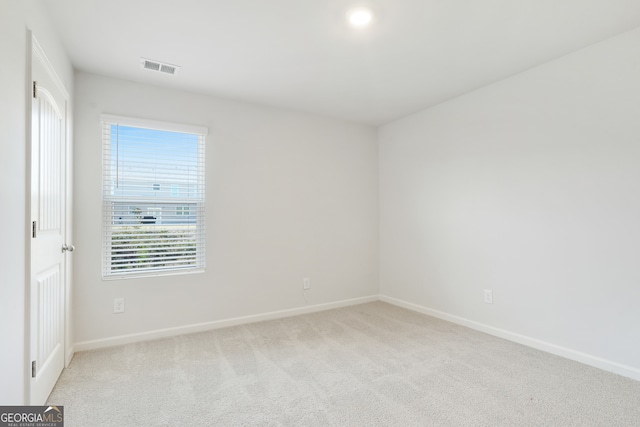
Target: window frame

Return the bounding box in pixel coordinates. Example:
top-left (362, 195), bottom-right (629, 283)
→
top-left (101, 114), bottom-right (208, 280)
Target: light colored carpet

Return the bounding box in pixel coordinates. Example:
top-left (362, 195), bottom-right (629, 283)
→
top-left (49, 302), bottom-right (640, 426)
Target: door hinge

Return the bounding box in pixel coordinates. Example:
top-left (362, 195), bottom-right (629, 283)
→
top-left (33, 81), bottom-right (37, 98)
top-left (31, 360), bottom-right (36, 378)
top-left (32, 221), bottom-right (37, 238)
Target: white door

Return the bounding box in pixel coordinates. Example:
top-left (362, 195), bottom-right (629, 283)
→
top-left (30, 39), bottom-right (70, 405)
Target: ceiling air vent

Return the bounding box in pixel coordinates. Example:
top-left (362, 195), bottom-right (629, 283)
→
top-left (140, 58), bottom-right (180, 75)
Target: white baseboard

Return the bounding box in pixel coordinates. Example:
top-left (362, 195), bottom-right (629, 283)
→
top-left (379, 294), bottom-right (640, 382)
top-left (74, 295), bottom-right (379, 352)
top-left (65, 346), bottom-right (74, 367)
top-left (73, 293), bottom-right (640, 382)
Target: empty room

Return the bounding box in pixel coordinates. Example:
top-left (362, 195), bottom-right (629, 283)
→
top-left (1, 0), bottom-right (640, 425)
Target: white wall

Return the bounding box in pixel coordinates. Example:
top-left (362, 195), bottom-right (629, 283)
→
top-left (73, 72), bottom-right (378, 345)
top-left (0, 0), bottom-right (73, 405)
top-left (379, 28), bottom-right (640, 377)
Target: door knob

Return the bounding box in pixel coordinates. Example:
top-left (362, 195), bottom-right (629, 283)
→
top-left (62, 244), bottom-right (75, 253)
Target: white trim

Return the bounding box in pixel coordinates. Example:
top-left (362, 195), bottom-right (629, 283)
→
top-left (73, 293), bottom-right (640, 382)
top-left (379, 295), bottom-right (640, 382)
top-left (74, 295), bottom-right (378, 352)
top-left (101, 268), bottom-right (205, 282)
top-left (100, 114), bottom-right (208, 136)
top-left (32, 37), bottom-right (69, 100)
top-left (65, 346), bottom-right (74, 367)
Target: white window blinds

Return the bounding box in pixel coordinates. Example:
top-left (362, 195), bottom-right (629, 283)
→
top-left (101, 115), bottom-right (207, 279)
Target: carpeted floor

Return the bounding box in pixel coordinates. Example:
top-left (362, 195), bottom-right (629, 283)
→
top-left (48, 302), bottom-right (640, 426)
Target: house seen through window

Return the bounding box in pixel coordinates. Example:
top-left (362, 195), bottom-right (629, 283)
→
top-left (101, 115), bottom-right (207, 279)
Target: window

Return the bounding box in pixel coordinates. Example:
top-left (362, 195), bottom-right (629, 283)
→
top-left (101, 114), bottom-right (207, 279)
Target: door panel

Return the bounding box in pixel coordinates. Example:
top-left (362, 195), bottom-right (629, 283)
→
top-left (39, 95), bottom-right (62, 231)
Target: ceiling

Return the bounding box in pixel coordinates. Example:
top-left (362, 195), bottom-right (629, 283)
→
top-left (44, 0), bottom-right (640, 126)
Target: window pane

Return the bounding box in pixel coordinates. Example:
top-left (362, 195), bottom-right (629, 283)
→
top-left (102, 118), bottom-right (206, 279)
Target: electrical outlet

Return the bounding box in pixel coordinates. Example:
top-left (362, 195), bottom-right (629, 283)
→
top-left (484, 290), bottom-right (493, 304)
top-left (113, 298), bottom-right (125, 313)
top-left (303, 278), bottom-right (310, 290)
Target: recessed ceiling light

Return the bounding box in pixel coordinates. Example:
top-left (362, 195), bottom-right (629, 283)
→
top-left (347, 7), bottom-right (374, 28)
